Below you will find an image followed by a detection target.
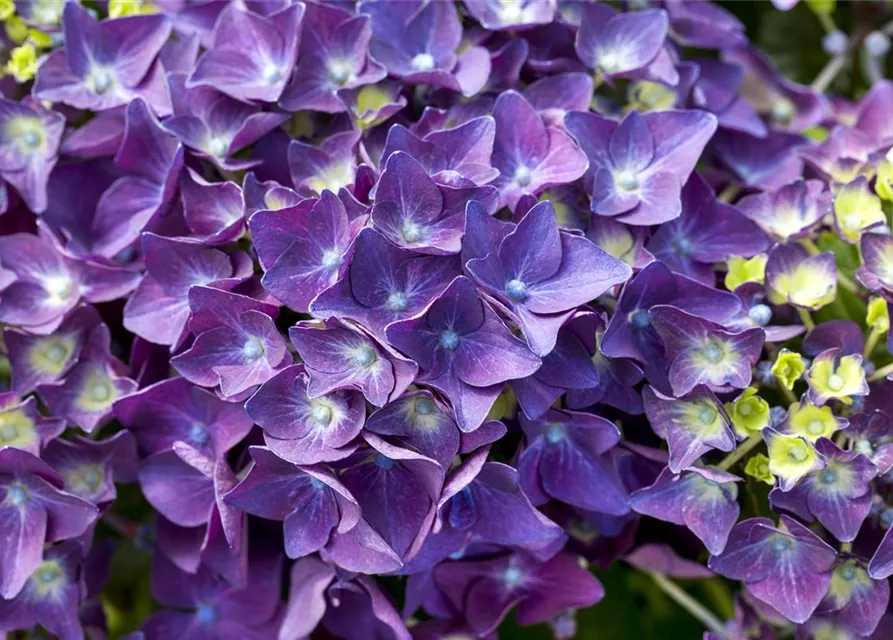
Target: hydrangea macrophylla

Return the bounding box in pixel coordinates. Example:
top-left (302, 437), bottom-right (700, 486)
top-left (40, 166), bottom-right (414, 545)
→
top-left (816, 560), bottom-right (890, 637)
top-left (0, 232), bottom-right (140, 335)
top-left (564, 108), bottom-right (717, 225)
top-left (684, 59), bottom-right (767, 138)
top-left (278, 1), bottom-right (386, 112)
top-left (464, 0), bottom-right (556, 30)
top-left (765, 242), bottom-right (838, 311)
top-left (805, 348), bottom-right (869, 406)
top-left (832, 176), bottom-right (886, 244)
top-left (466, 200), bottom-right (631, 355)
top-left (648, 305), bottom-right (764, 396)
top-left (124, 233), bottom-right (253, 347)
top-left (778, 399), bottom-right (847, 443)
top-left (0, 393), bottom-right (65, 456)
top-left (311, 227), bottom-right (461, 338)
top-left (517, 409), bottom-right (627, 515)
top-left (170, 286), bottom-right (287, 398)
top-left (42, 431), bottom-right (137, 507)
top-left (629, 466), bottom-right (740, 554)
top-left (434, 551), bottom-right (603, 637)
top-left (32, 3), bottom-right (171, 114)
top-left (0, 96), bottom-right (64, 213)
top-left (712, 129), bottom-right (805, 191)
top-left (0, 448), bottom-right (98, 599)
top-left (645, 174), bottom-right (771, 285)
top-left (708, 515), bottom-right (837, 624)
top-left (144, 553), bottom-right (282, 640)
top-left (764, 428), bottom-right (825, 492)
top-left (178, 169), bottom-right (246, 246)
top-left (245, 365), bottom-right (365, 465)
top-left (113, 377), bottom-right (253, 459)
top-left (386, 276), bottom-right (542, 431)
top-left (490, 91), bottom-right (589, 211)
top-left (858, 232), bottom-right (893, 293)
top-left (575, 3), bottom-right (671, 83)
top-left (163, 73), bottom-right (288, 172)
top-left (0, 541), bottom-right (85, 640)
top-left (736, 179), bottom-right (831, 243)
top-left (642, 385), bottom-right (736, 472)
top-left (769, 439), bottom-right (877, 542)
top-left (187, 3), bottom-right (304, 103)
top-left (287, 130), bottom-right (361, 197)
top-left (358, 0), bottom-right (490, 97)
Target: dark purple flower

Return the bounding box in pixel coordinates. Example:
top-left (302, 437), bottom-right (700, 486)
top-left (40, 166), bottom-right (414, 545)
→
top-left (565, 109), bottom-right (717, 225)
top-left (287, 130), bottom-right (360, 197)
top-left (33, 4), bottom-right (172, 114)
top-left (279, 1), bottom-right (386, 112)
top-left (0, 393), bottom-right (64, 457)
top-left (170, 287), bottom-right (287, 398)
top-left (187, 3), bottom-right (304, 103)
top-left (359, 0), bottom-right (490, 96)
top-left (179, 169), bottom-right (246, 245)
top-left (246, 364), bottom-right (365, 465)
top-left (712, 129), bottom-right (804, 191)
top-left (491, 91), bottom-right (589, 210)
top-left (737, 179), bottom-right (830, 243)
top-left (467, 200), bottom-right (631, 355)
top-left (464, 0), bottom-right (556, 31)
top-left (518, 409), bottom-right (627, 515)
top-left (858, 232), bottom-right (893, 294)
top-left (42, 431), bottom-right (137, 507)
top-left (386, 276), bottom-right (541, 431)
top-left (0, 97), bottom-right (64, 213)
top-left (664, 0), bottom-right (747, 50)
top-left (708, 515), bottom-right (837, 624)
top-left (817, 560), bottom-right (890, 637)
top-left (0, 448), bottom-right (98, 599)
top-left (630, 466), bottom-right (740, 554)
top-left (687, 59), bottom-right (767, 137)
top-left (113, 377), bottom-right (253, 459)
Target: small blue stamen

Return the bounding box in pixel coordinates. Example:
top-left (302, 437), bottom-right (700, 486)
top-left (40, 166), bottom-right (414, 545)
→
top-left (630, 310), bottom-right (649, 329)
top-left (505, 279), bottom-right (529, 302)
top-left (439, 330), bottom-right (460, 350)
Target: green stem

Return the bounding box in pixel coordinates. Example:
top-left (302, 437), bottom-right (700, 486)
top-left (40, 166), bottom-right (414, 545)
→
top-left (797, 307), bottom-right (815, 331)
top-left (717, 184), bottom-right (741, 203)
top-left (778, 382), bottom-right (798, 405)
top-left (649, 572), bottom-right (729, 639)
top-left (716, 433), bottom-right (763, 472)
top-left (869, 361), bottom-right (893, 382)
top-left (865, 328), bottom-right (883, 359)
top-left (799, 238), bottom-right (821, 256)
top-left (816, 12), bottom-right (836, 34)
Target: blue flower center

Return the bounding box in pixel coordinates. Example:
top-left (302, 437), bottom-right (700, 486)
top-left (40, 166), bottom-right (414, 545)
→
top-left (90, 68), bottom-right (113, 94)
top-left (189, 424), bottom-right (210, 446)
top-left (22, 129), bottom-right (41, 150)
top-left (262, 64), bottom-right (283, 84)
top-left (321, 250), bottom-right (343, 271)
top-left (630, 310), bottom-right (650, 329)
top-left (410, 52), bottom-right (435, 72)
top-left (196, 604), bottom-right (217, 624)
top-left (208, 137), bottom-right (228, 158)
top-left (309, 476), bottom-right (325, 490)
top-left (703, 344), bottom-right (723, 364)
top-left (673, 236), bottom-right (692, 256)
top-left (820, 468), bottom-right (838, 484)
top-left (748, 304), bottom-right (772, 326)
top-left (439, 330), bottom-right (460, 350)
top-left (698, 406), bottom-right (717, 425)
top-left (503, 566), bottom-right (524, 588)
top-left (616, 171), bottom-right (639, 191)
top-left (545, 423), bottom-right (565, 443)
top-left (6, 485), bottom-right (28, 506)
top-left (352, 346), bottom-right (376, 368)
top-left (374, 454), bottom-right (395, 470)
top-left (840, 565), bottom-right (857, 580)
top-left (386, 291), bottom-right (409, 312)
top-left (771, 536), bottom-right (792, 552)
top-left (242, 338), bottom-right (265, 361)
top-left (326, 60), bottom-right (352, 86)
top-left (46, 343), bottom-right (67, 363)
top-left (505, 279), bottom-right (529, 302)
top-left (415, 398), bottom-right (435, 415)
top-left (312, 403), bottom-right (333, 426)
top-left (81, 467), bottom-right (101, 490)
top-left (1, 424), bottom-right (18, 441)
top-left (514, 166), bottom-right (532, 187)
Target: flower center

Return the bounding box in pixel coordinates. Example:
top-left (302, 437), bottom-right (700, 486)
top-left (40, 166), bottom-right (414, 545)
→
top-left (36, 564), bottom-right (62, 585)
top-left (46, 343), bottom-right (67, 363)
top-left (545, 423), bottom-right (565, 443)
top-left (410, 53), bottom-right (435, 72)
top-left (189, 424), bottom-right (210, 446)
top-left (827, 374), bottom-right (845, 392)
top-left (748, 304), bottom-right (772, 326)
top-left (514, 166), bottom-right (532, 187)
top-left (6, 484), bottom-right (28, 506)
top-left (615, 171), bottom-right (639, 191)
top-left (90, 380), bottom-right (113, 403)
top-left (807, 420), bottom-right (825, 436)
top-left (771, 536), bottom-right (792, 552)
top-left (503, 566), bottom-right (524, 588)
top-left (737, 403), bottom-right (752, 416)
top-left (43, 275), bottom-right (75, 305)
top-left (311, 402), bottom-right (333, 426)
top-left (630, 310), bottom-right (650, 329)
top-left (703, 344), bottom-right (724, 364)
top-left (771, 99), bottom-right (795, 124)
top-left (326, 59), bottom-right (352, 86)
top-left (840, 565), bottom-right (857, 580)
top-left (21, 128), bottom-right (41, 150)
top-left (415, 398), bottom-right (435, 415)
top-left (820, 468), bottom-right (837, 484)
top-left (673, 236), bottom-right (693, 256)
top-left (505, 279), bottom-right (529, 302)
top-left (400, 222), bottom-right (424, 244)
top-left (788, 441), bottom-right (809, 462)
top-left (262, 63), bottom-right (283, 84)
top-left (0, 424), bottom-right (18, 441)
top-left (386, 291), bottom-right (409, 312)
top-left (320, 249), bottom-right (343, 270)
top-left (698, 406), bottom-right (717, 425)
top-left (208, 137), bottom-right (229, 158)
top-left (89, 68), bottom-right (113, 94)
top-left (439, 330), bottom-right (460, 350)
top-left (374, 454), bottom-right (395, 470)
top-left (242, 338), bottom-right (265, 361)
top-left (196, 603), bottom-right (217, 624)
top-left (352, 346), bottom-right (377, 368)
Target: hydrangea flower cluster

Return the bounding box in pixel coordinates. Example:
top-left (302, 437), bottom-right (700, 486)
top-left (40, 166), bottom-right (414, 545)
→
top-left (4, 1), bottom-right (893, 638)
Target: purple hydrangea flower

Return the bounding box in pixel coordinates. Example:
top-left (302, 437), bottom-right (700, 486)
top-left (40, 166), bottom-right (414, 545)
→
top-left (0, 393), bottom-right (64, 457)
top-left (817, 560), bottom-right (890, 637)
top-left (464, 0), bottom-right (556, 31)
top-left (287, 130), bottom-right (360, 198)
top-left (43, 431), bottom-right (137, 507)
top-left (737, 179), bottom-right (831, 242)
top-left (179, 169), bottom-right (246, 245)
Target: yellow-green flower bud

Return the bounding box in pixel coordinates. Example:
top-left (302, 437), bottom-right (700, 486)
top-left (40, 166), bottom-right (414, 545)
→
top-left (725, 254), bottom-right (768, 292)
top-left (726, 387), bottom-right (770, 439)
top-left (771, 349), bottom-right (806, 390)
top-left (745, 453), bottom-right (775, 486)
top-left (867, 297), bottom-right (889, 333)
top-left (5, 43), bottom-right (38, 83)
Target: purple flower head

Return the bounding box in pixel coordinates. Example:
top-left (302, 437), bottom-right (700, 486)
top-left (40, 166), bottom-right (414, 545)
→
top-left (113, 377), bottom-right (253, 459)
top-left (124, 233), bottom-right (252, 347)
top-left (585, 212), bottom-right (653, 268)
top-left (145, 552), bottom-right (282, 640)
top-left (434, 551), bottom-right (603, 636)
top-left (381, 117), bottom-right (499, 186)
top-left (646, 174), bottom-right (771, 285)
top-left (386, 276), bottom-right (542, 431)
top-left (93, 99), bottom-right (184, 260)
top-left (800, 126), bottom-right (878, 184)
top-left (766, 242), bottom-right (838, 311)
top-left (643, 385), bottom-right (736, 472)
top-left (42, 431), bottom-right (137, 507)
top-left (246, 365), bottom-right (365, 465)
top-left (687, 59), bottom-right (767, 138)
top-left (171, 287), bottom-right (287, 398)
top-left (708, 515), bottom-right (837, 624)
top-left (724, 46), bottom-right (826, 132)
top-left (0, 97), bottom-right (64, 213)
top-left (289, 319), bottom-right (417, 408)
top-left (664, 0), bottom-right (747, 50)
top-left (311, 227), bottom-right (461, 338)
top-left (467, 200), bottom-right (631, 355)
top-left (575, 4), bottom-right (670, 82)
top-left (713, 129), bottom-right (805, 191)
top-left (858, 232), bottom-right (893, 293)
top-left (491, 91), bottom-right (589, 211)
top-left (0, 393), bottom-right (64, 457)
top-left (649, 305), bottom-right (764, 396)
top-left (464, 0), bottom-right (556, 31)
top-left (817, 559), bottom-right (890, 637)
top-left (518, 409), bottom-right (627, 515)
top-left (4, 305), bottom-right (99, 394)
top-left (565, 109), bottom-right (717, 225)
top-left (737, 179), bottom-right (831, 242)
top-left (805, 348), bottom-right (869, 407)
top-left (279, 2), bottom-right (386, 112)
top-left (287, 130), bottom-right (360, 198)
top-left (164, 73), bottom-right (288, 172)
top-left (371, 152), bottom-right (497, 255)
top-left (38, 324), bottom-right (138, 433)
top-left (359, 0), bottom-right (491, 96)
top-left (179, 170), bottom-right (246, 245)
top-left (365, 391), bottom-right (460, 470)
top-left (188, 3), bottom-right (304, 103)
top-left (0, 232), bottom-right (140, 335)
top-left (0, 541), bottom-right (84, 640)
top-left (32, 4), bottom-right (172, 114)
top-left (337, 79), bottom-right (409, 132)
top-left (630, 466), bottom-right (740, 554)
top-left (0, 448), bottom-right (98, 599)
top-left (522, 72), bottom-right (595, 128)
top-left (770, 439), bottom-right (877, 543)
